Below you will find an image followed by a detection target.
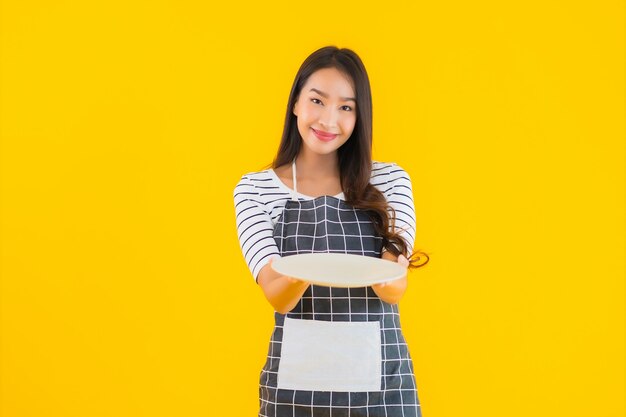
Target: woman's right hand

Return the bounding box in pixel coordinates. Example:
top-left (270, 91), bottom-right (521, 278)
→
top-left (268, 257), bottom-right (301, 283)
top-left (257, 257), bottom-right (310, 314)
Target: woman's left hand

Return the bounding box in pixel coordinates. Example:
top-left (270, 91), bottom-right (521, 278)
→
top-left (373, 253), bottom-right (409, 289)
top-left (397, 254), bottom-right (410, 267)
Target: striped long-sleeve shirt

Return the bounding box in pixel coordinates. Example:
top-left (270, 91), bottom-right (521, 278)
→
top-left (233, 161), bottom-right (416, 283)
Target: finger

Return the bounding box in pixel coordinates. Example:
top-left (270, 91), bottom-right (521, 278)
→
top-left (397, 254), bottom-right (409, 267)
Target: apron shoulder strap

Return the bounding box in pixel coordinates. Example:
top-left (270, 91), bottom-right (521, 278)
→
top-left (291, 160), bottom-right (298, 201)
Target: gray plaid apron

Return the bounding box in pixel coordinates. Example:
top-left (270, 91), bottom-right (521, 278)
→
top-left (259, 160), bottom-right (422, 417)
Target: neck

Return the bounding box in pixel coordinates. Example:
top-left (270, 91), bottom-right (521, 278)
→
top-left (295, 148), bottom-right (340, 180)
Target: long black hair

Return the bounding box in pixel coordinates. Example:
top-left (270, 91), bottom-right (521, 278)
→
top-left (267, 46), bottom-right (429, 269)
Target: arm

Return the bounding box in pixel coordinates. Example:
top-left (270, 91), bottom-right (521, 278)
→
top-left (234, 175), bottom-right (310, 313)
top-left (372, 163), bottom-right (416, 304)
top-left (371, 250), bottom-right (409, 304)
top-left (257, 258), bottom-right (310, 314)
top-left (234, 174), bottom-right (283, 285)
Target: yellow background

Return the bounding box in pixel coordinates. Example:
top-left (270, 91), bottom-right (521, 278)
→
top-left (1, 1), bottom-right (623, 416)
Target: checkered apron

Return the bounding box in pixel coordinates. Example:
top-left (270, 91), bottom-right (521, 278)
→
top-left (259, 161), bottom-right (422, 417)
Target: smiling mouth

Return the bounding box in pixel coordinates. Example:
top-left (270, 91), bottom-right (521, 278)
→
top-left (312, 128), bottom-right (338, 140)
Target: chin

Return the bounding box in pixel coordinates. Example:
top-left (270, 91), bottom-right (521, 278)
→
top-left (302, 139), bottom-right (342, 155)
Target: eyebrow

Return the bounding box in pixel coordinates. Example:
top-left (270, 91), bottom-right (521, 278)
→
top-left (309, 88), bottom-right (356, 103)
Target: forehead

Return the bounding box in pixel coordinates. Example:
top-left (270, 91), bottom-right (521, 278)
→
top-left (302, 67), bottom-right (355, 97)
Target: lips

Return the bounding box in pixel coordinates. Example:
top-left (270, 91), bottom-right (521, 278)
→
top-left (312, 128), bottom-right (338, 142)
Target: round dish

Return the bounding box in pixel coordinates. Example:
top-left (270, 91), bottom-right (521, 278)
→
top-left (270, 252), bottom-right (406, 288)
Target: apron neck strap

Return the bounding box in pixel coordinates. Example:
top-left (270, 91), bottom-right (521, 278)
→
top-left (291, 159), bottom-right (298, 201)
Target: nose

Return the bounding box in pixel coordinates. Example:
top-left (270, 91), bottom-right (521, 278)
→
top-left (319, 106), bottom-right (339, 130)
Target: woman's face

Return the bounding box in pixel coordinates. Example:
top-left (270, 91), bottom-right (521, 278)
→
top-left (293, 67), bottom-right (357, 156)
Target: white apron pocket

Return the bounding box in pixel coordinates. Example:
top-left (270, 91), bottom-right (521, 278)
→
top-left (277, 317), bottom-right (382, 392)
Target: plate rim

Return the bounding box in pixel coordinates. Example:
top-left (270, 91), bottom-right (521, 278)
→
top-left (270, 252), bottom-right (406, 287)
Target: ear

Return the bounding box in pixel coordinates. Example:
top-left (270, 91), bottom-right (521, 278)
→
top-left (292, 96), bottom-right (299, 116)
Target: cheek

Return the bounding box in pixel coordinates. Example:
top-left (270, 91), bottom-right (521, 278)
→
top-left (342, 115), bottom-right (357, 134)
top-left (301, 102), bottom-right (320, 118)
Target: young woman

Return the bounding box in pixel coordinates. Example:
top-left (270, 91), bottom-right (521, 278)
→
top-left (234, 45), bottom-right (429, 417)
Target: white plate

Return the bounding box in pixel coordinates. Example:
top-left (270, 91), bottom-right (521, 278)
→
top-left (271, 252), bottom-right (406, 288)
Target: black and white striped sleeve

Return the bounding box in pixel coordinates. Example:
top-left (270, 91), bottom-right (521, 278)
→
top-left (233, 175), bottom-right (281, 283)
top-left (385, 164), bottom-right (417, 255)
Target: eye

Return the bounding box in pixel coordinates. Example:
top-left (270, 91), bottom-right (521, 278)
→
top-left (310, 98), bottom-right (352, 112)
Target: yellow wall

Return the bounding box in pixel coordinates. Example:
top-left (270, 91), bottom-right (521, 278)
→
top-left (1, 1), bottom-right (623, 416)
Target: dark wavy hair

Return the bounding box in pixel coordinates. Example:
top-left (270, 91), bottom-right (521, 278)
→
top-left (264, 45), bottom-right (429, 270)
